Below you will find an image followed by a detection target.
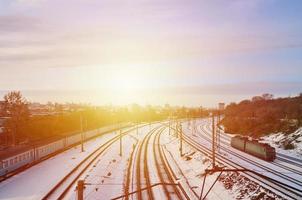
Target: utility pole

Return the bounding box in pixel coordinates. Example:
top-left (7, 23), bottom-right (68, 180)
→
top-left (80, 114), bottom-right (84, 152)
top-left (149, 112), bottom-right (151, 131)
top-left (192, 118), bottom-right (194, 136)
top-left (175, 119), bottom-right (177, 137)
top-left (77, 180), bottom-right (85, 200)
top-left (119, 129), bottom-right (122, 157)
top-left (85, 118), bottom-right (88, 130)
top-left (169, 118), bottom-right (171, 136)
top-left (212, 114), bottom-right (216, 169)
top-left (194, 118), bottom-right (196, 135)
top-left (176, 121), bottom-right (179, 138)
top-left (180, 124), bottom-right (183, 156)
top-left (136, 120), bottom-right (138, 136)
top-left (217, 113), bottom-right (220, 153)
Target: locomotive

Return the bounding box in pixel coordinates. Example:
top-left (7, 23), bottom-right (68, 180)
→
top-left (230, 136), bottom-right (276, 161)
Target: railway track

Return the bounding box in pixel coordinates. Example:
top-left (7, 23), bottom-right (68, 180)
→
top-left (199, 121), bottom-right (302, 177)
top-left (277, 153), bottom-right (302, 164)
top-left (277, 154), bottom-right (302, 168)
top-left (42, 125), bottom-right (143, 200)
top-left (204, 119), bottom-right (302, 168)
top-left (183, 134), bottom-right (302, 199)
top-left (0, 124), bottom-right (134, 183)
top-left (153, 127), bottom-right (186, 200)
top-left (198, 122), bottom-right (302, 179)
top-left (182, 121), bottom-right (302, 200)
top-left (124, 124), bottom-right (188, 200)
top-left (135, 126), bottom-right (158, 200)
top-left (41, 118), bottom-right (302, 200)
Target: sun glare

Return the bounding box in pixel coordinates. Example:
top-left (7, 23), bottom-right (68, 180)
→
top-left (107, 70), bottom-right (137, 92)
top-left (93, 66), bottom-right (150, 104)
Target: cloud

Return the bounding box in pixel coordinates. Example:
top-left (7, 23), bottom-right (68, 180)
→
top-left (14, 0), bottom-right (45, 6)
top-left (0, 0), bottom-right (302, 71)
top-left (0, 15), bottom-right (41, 33)
top-left (156, 82), bottom-right (302, 96)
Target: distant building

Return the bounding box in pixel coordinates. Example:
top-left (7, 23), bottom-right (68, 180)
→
top-left (29, 102), bottom-right (53, 116)
top-left (28, 102), bottom-right (43, 110)
top-left (218, 102), bottom-right (225, 110)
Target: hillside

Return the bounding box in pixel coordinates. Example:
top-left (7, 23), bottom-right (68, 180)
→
top-left (261, 128), bottom-right (302, 157)
top-left (222, 93), bottom-right (302, 137)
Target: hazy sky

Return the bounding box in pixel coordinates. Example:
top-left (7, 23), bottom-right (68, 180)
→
top-left (0, 0), bottom-right (302, 106)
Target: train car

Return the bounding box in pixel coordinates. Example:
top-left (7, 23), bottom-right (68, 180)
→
top-left (230, 136), bottom-right (246, 151)
top-left (245, 140), bottom-right (276, 161)
top-left (0, 150), bottom-right (35, 176)
top-left (35, 139), bottom-right (65, 160)
top-left (0, 123), bottom-right (133, 178)
top-left (85, 123), bottom-right (132, 141)
top-left (230, 136), bottom-right (276, 161)
top-left (85, 130), bottom-right (98, 139)
top-left (99, 125), bottom-right (111, 133)
top-left (66, 133), bottom-right (82, 146)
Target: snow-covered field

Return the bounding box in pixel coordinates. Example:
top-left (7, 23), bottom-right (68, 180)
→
top-left (181, 118), bottom-right (302, 200)
top-left (261, 127), bottom-right (302, 158)
top-left (1, 119), bottom-right (301, 200)
top-left (0, 126), bottom-right (135, 200)
top-left (164, 135), bottom-right (232, 200)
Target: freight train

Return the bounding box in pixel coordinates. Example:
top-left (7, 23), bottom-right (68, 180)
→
top-left (230, 136), bottom-right (276, 161)
top-left (0, 123), bottom-right (131, 178)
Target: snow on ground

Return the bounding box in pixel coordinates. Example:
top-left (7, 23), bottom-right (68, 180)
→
top-left (75, 124), bottom-right (163, 200)
top-left (65, 130), bottom-right (139, 200)
top-left (218, 172), bottom-right (284, 200)
top-left (179, 119), bottom-right (289, 200)
top-left (144, 126), bottom-right (171, 200)
top-left (2, 119), bottom-right (299, 200)
top-left (200, 118), bottom-right (302, 172)
top-left (195, 119), bottom-right (302, 179)
top-left (261, 127), bottom-right (302, 158)
top-left (126, 124), bottom-right (169, 200)
top-left (163, 128), bottom-right (232, 200)
top-left (0, 126), bottom-right (135, 200)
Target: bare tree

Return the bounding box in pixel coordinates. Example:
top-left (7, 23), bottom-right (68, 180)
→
top-left (262, 93), bottom-right (274, 100)
top-left (3, 91), bottom-right (29, 146)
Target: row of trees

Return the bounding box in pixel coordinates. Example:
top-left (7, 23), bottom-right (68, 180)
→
top-left (0, 91), bottom-right (209, 146)
top-left (222, 93), bottom-right (302, 137)
top-left (1, 91), bottom-right (29, 145)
